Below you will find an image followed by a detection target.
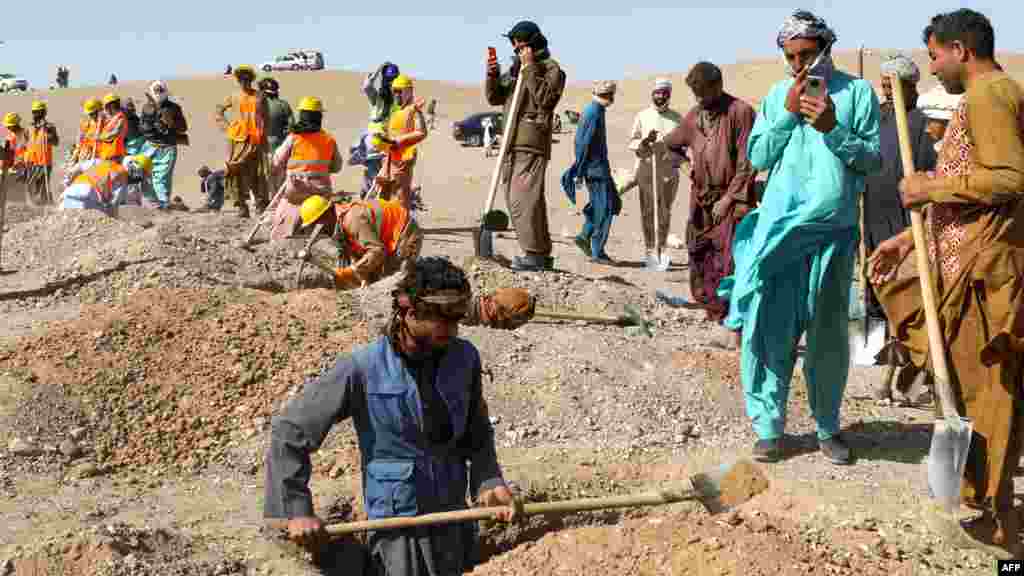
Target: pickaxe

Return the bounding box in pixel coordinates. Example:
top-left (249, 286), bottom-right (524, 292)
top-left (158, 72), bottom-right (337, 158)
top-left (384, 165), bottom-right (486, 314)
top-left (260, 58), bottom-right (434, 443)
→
top-left (533, 304), bottom-right (653, 337)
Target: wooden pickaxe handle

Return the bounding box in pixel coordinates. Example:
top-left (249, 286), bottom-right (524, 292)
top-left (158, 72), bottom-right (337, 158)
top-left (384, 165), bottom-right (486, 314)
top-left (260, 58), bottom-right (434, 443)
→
top-left (534, 309), bottom-right (627, 325)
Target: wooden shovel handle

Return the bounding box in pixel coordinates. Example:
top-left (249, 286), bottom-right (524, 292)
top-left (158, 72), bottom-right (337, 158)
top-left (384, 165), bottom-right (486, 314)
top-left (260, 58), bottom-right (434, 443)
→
top-left (533, 309), bottom-right (621, 324)
top-left (889, 76), bottom-right (958, 420)
top-left (324, 489), bottom-right (696, 537)
top-left (482, 72), bottom-right (526, 220)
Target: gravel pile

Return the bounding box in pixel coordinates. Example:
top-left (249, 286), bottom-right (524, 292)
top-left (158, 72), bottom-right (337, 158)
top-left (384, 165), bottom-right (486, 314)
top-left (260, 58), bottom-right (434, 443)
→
top-left (1, 522), bottom-right (248, 576)
top-left (0, 286), bottom-right (368, 476)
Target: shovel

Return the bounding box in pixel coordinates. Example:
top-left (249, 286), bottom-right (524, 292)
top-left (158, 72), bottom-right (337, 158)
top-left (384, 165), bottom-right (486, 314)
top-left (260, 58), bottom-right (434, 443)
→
top-left (317, 458), bottom-right (767, 538)
top-left (475, 70), bottom-right (525, 258)
top-left (891, 75), bottom-right (971, 511)
top-left (294, 223), bottom-right (325, 289)
top-left (645, 145), bottom-right (671, 272)
top-left (534, 304), bottom-right (653, 336)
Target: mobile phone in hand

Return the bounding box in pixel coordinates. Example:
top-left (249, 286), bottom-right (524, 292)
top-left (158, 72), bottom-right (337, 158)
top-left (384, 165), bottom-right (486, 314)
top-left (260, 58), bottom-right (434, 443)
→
top-left (805, 76), bottom-right (825, 99)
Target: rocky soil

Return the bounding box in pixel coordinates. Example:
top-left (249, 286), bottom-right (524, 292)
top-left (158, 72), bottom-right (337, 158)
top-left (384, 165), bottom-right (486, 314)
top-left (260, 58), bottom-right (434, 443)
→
top-left (0, 206), bottom-right (1016, 575)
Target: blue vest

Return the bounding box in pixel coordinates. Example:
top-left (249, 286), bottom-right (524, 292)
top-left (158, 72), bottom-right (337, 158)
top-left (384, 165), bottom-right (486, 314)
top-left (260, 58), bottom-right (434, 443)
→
top-left (351, 337), bottom-right (476, 520)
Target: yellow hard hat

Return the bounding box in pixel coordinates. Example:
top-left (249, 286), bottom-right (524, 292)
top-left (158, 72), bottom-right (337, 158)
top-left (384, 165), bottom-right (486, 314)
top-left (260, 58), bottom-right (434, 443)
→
top-left (128, 154), bottom-right (153, 175)
top-left (234, 64), bottom-right (255, 77)
top-left (300, 195), bottom-right (332, 227)
top-left (84, 99), bottom-right (101, 114)
top-left (102, 93), bottom-right (120, 106)
top-left (31, 101), bottom-right (47, 112)
top-left (391, 74), bottom-right (413, 90)
top-left (297, 96), bottom-right (324, 113)
top-left (3, 112), bottom-right (21, 128)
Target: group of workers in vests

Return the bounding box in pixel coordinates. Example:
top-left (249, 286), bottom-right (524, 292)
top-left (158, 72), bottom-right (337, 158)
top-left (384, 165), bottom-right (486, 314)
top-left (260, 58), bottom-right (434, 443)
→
top-left (2, 93), bottom-right (153, 214)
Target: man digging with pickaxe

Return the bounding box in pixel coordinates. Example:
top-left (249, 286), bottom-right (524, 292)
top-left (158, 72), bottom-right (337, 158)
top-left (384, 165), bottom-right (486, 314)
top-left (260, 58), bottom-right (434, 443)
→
top-left (293, 194), bottom-right (538, 331)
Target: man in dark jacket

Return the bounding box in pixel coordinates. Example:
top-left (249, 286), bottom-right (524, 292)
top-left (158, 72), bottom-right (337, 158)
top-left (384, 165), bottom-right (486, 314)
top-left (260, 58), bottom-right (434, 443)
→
top-left (485, 20), bottom-right (566, 271)
top-left (264, 256), bottom-right (518, 575)
top-left (562, 81), bottom-right (620, 264)
top-left (859, 55), bottom-right (936, 396)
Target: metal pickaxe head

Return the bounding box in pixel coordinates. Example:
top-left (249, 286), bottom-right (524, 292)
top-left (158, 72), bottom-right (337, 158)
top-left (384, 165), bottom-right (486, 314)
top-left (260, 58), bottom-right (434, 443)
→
top-left (622, 304), bottom-right (654, 337)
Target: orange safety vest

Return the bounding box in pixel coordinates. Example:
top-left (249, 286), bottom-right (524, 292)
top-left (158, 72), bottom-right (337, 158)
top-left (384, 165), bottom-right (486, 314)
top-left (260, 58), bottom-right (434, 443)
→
top-left (98, 112), bottom-right (126, 160)
top-left (386, 105), bottom-right (420, 163)
top-left (78, 117), bottom-right (100, 158)
top-left (74, 161), bottom-right (127, 204)
top-left (226, 92), bottom-right (265, 145)
top-left (5, 131), bottom-right (27, 165)
top-left (336, 199), bottom-right (410, 257)
top-left (26, 126), bottom-right (54, 167)
top-left (286, 131), bottom-right (336, 175)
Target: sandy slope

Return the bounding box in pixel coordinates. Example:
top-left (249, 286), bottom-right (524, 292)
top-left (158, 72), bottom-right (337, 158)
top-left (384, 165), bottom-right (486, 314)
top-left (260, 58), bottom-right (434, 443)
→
top-left (2, 49), bottom-right (1021, 211)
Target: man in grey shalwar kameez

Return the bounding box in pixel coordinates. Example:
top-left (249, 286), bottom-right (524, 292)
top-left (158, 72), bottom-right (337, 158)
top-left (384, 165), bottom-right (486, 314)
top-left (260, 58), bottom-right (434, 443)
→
top-left (264, 257), bottom-right (518, 575)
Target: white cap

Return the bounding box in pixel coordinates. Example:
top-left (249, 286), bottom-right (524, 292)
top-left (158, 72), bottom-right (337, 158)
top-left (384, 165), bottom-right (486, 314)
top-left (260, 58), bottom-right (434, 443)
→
top-left (653, 77), bottom-right (672, 91)
top-left (918, 84), bottom-right (962, 121)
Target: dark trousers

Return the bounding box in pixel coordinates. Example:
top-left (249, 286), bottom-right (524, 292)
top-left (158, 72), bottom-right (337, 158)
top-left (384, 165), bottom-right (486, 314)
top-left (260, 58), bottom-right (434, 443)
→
top-left (502, 151), bottom-right (552, 256)
top-left (578, 177), bottom-right (617, 258)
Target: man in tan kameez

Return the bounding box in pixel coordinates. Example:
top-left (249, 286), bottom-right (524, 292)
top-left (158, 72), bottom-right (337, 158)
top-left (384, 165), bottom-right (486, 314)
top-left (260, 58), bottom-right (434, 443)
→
top-left (869, 9), bottom-right (1024, 556)
top-left (216, 64), bottom-right (270, 218)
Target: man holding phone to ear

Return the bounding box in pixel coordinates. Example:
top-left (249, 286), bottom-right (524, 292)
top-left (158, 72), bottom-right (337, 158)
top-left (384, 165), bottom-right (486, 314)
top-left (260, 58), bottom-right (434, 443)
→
top-left (718, 10), bottom-right (881, 465)
top-left (485, 20), bottom-right (566, 272)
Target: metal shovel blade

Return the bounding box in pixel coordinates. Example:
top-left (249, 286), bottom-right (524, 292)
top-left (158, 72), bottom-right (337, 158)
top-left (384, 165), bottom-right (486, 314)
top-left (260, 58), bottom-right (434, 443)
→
top-left (689, 458), bottom-right (770, 515)
top-left (645, 252), bottom-right (671, 272)
top-left (927, 415), bottom-right (973, 511)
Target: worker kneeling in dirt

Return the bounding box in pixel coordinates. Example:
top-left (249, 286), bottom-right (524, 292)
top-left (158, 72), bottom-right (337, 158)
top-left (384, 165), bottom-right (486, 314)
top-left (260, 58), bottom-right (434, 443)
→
top-left (298, 194), bottom-right (423, 290)
top-left (61, 155), bottom-right (152, 215)
top-left (265, 256), bottom-right (520, 574)
top-left (299, 194), bottom-right (537, 329)
top-left (269, 96), bottom-right (343, 241)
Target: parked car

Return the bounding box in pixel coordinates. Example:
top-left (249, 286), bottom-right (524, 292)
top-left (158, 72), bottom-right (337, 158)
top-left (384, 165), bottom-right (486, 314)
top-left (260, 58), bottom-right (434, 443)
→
top-left (0, 73), bottom-right (28, 93)
top-left (261, 50), bottom-right (324, 72)
top-left (453, 112), bottom-right (504, 147)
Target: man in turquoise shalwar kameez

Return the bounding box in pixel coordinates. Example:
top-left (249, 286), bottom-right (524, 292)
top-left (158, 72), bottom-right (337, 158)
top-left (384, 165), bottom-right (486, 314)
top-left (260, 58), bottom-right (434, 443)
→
top-left (718, 10), bottom-right (881, 464)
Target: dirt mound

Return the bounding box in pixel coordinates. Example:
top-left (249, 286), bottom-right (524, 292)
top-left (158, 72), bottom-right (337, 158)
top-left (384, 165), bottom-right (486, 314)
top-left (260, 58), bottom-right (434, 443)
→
top-left (470, 508), bottom-right (928, 576)
top-left (1, 522), bottom-right (247, 576)
top-left (0, 286), bottom-right (369, 475)
top-left (0, 209), bottom-right (334, 317)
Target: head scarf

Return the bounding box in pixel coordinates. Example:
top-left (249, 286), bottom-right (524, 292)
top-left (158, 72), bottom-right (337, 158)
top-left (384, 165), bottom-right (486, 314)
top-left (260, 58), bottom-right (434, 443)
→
top-left (593, 80), bottom-right (616, 96)
top-left (149, 80), bottom-right (169, 104)
top-left (653, 77), bottom-right (672, 92)
top-left (777, 10), bottom-right (837, 77)
top-left (880, 55), bottom-right (920, 84)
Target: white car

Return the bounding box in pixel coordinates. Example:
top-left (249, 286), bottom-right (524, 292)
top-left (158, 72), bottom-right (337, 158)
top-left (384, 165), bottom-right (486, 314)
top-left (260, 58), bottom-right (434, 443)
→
top-left (260, 50), bottom-right (324, 72)
top-left (0, 73), bottom-right (28, 93)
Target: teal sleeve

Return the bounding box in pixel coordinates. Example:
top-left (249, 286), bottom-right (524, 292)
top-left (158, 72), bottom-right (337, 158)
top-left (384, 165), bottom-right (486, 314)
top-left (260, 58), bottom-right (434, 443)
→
top-left (822, 82), bottom-right (881, 175)
top-left (748, 84), bottom-right (801, 171)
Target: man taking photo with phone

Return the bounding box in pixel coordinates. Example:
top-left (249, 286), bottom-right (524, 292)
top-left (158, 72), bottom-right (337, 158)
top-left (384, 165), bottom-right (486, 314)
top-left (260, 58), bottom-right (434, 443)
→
top-left (718, 10), bottom-right (881, 464)
top-left (485, 20), bottom-right (566, 272)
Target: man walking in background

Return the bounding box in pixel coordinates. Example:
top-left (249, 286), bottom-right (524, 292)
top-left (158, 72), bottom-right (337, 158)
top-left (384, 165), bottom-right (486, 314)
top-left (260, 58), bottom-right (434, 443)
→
top-left (486, 20), bottom-right (566, 271)
top-left (562, 81), bottom-right (620, 265)
top-left (665, 61), bottom-right (758, 350)
top-left (217, 65), bottom-right (270, 218)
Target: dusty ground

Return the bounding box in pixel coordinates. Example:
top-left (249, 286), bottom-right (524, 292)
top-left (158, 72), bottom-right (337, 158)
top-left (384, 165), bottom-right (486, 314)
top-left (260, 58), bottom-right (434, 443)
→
top-left (4, 54), bottom-right (1024, 575)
